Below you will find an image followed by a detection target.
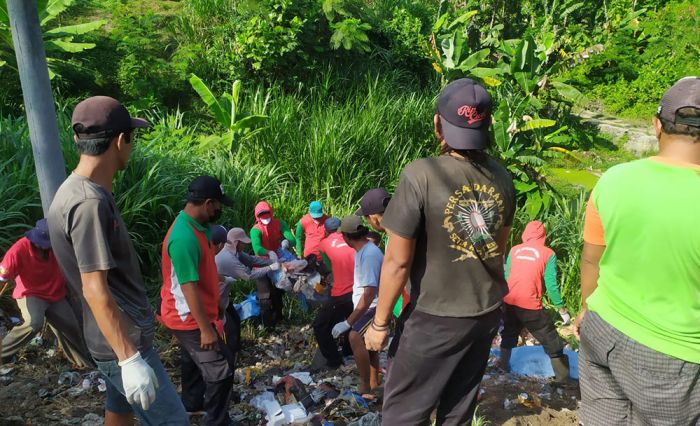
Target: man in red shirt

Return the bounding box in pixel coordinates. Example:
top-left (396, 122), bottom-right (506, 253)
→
top-left (295, 201), bottom-right (328, 260)
top-left (0, 219), bottom-right (90, 367)
top-left (311, 217), bottom-right (356, 370)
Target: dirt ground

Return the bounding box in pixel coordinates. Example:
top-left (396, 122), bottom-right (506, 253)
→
top-left (0, 323), bottom-right (580, 425)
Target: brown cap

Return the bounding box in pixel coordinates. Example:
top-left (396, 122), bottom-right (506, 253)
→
top-left (72, 96), bottom-right (150, 138)
top-left (340, 215), bottom-right (364, 234)
top-left (657, 77), bottom-right (700, 127)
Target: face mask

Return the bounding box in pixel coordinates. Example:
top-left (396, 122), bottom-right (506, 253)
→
top-left (261, 218), bottom-right (272, 225)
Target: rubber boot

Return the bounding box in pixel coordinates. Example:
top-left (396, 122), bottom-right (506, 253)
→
top-left (499, 347), bottom-right (512, 372)
top-left (551, 355), bottom-right (575, 384)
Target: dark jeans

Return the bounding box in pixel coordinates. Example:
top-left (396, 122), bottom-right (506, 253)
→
top-left (313, 293), bottom-right (353, 367)
top-left (500, 303), bottom-right (564, 358)
top-left (173, 326), bottom-right (235, 426)
top-left (383, 308), bottom-right (501, 425)
top-left (256, 277), bottom-right (285, 328)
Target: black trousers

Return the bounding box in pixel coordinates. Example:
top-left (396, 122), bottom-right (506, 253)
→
top-left (383, 308), bottom-right (501, 426)
top-left (174, 322), bottom-right (236, 426)
top-left (312, 292), bottom-right (354, 367)
top-left (256, 277), bottom-right (285, 328)
top-left (499, 303), bottom-right (564, 358)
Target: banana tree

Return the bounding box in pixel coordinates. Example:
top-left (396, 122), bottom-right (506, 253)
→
top-left (189, 74), bottom-right (269, 152)
top-left (0, 0), bottom-right (106, 78)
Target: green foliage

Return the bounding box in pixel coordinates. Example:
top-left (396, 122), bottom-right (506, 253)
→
top-left (188, 74), bottom-right (269, 151)
top-left (432, 11), bottom-right (592, 216)
top-left (329, 18), bottom-right (371, 52)
top-left (0, 0), bottom-right (105, 78)
top-left (565, 0), bottom-right (699, 119)
top-left (109, 3), bottom-right (190, 108)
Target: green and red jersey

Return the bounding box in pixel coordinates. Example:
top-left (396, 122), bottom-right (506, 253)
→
top-left (160, 211), bottom-right (220, 330)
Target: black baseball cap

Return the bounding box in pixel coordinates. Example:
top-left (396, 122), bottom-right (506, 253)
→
top-left (72, 96), bottom-right (150, 139)
top-left (657, 77), bottom-right (700, 127)
top-left (354, 188), bottom-right (391, 216)
top-left (187, 175), bottom-right (234, 206)
top-left (436, 78), bottom-right (492, 150)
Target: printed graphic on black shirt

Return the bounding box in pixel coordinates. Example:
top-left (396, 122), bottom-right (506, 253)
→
top-left (443, 183), bottom-right (505, 262)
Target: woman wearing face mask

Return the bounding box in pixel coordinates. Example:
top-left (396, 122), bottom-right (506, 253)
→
top-left (249, 201), bottom-right (296, 328)
top-left (249, 201), bottom-right (296, 256)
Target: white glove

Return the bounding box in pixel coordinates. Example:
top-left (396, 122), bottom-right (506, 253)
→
top-left (559, 309), bottom-right (571, 325)
top-left (332, 320), bottom-right (351, 339)
top-left (119, 351), bottom-right (159, 411)
top-left (281, 240), bottom-right (290, 249)
top-left (268, 251), bottom-right (278, 262)
top-left (269, 262), bottom-right (281, 271)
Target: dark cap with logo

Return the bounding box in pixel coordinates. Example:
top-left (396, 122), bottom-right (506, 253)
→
top-left (657, 77), bottom-right (700, 128)
top-left (437, 78), bottom-right (493, 150)
top-left (187, 175), bottom-right (234, 206)
top-left (354, 188), bottom-right (391, 216)
top-left (72, 96), bottom-right (150, 139)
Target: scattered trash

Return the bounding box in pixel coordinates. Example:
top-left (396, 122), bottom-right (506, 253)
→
top-left (46, 348), bottom-right (56, 357)
top-left (0, 366), bottom-right (14, 375)
top-left (10, 316), bottom-right (21, 325)
top-left (38, 388), bottom-right (51, 398)
top-left (29, 335), bottom-right (43, 346)
top-left (81, 413), bottom-right (104, 426)
top-left (58, 372), bottom-right (81, 386)
top-left (234, 293), bottom-right (261, 321)
top-left (347, 412), bottom-right (380, 426)
top-left (503, 398), bottom-right (515, 410)
top-left (340, 391), bottom-right (369, 410)
top-left (517, 392), bottom-right (541, 408)
top-left (97, 379), bottom-right (107, 392)
top-left (490, 346), bottom-right (579, 379)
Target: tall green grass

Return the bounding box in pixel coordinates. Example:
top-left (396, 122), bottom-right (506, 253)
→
top-left (1, 72), bottom-right (587, 311)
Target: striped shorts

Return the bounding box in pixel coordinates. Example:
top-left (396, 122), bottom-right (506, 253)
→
top-left (579, 311), bottom-right (700, 425)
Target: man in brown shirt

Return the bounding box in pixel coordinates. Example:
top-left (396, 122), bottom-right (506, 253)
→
top-left (365, 79), bottom-right (515, 424)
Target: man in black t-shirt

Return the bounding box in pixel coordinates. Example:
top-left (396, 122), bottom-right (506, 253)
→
top-left (365, 79), bottom-right (515, 424)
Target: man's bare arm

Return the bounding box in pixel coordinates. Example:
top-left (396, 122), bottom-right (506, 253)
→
top-left (80, 271), bottom-right (137, 361)
top-left (581, 242), bottom-right (605, 308)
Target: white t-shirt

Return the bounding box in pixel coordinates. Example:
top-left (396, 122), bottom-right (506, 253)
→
top-left (352, 241), bottom-right (383, 308)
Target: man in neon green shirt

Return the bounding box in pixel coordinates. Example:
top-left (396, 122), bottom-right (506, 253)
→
top-left (577, 77), bottom-right (700, 425)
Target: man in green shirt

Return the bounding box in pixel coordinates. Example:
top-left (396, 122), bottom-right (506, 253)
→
top-left (577, 77), bottom-right (700, 425)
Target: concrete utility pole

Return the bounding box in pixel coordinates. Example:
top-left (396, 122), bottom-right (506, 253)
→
top-left (7, 0), bottom-right (66, 214)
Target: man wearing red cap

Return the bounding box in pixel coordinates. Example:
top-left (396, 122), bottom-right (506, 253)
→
top-left (577, 77), bottom-right (700, 425)
top-left (0, 219), bottom-right (90, 367)
top-left (498, 221), bottom-right (572, 383)
top-left (365, 79), bottom-right (515, 424)
top-left (250, 201), bottom-right (296, 328)
top-left (49, 96), bottom-right (187, 424)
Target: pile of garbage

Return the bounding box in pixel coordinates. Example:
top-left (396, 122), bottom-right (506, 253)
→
top-left (228, 361), bottom-right (382, 425)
